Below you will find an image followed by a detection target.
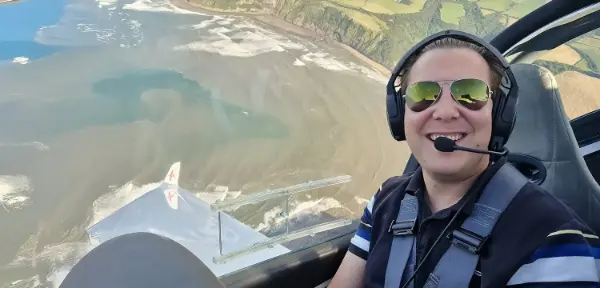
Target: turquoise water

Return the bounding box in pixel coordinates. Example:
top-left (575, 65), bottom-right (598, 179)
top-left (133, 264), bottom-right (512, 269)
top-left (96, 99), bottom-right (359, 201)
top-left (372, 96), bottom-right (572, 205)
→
top-left (0, 0), bottom-right (70, 60)
top-left (0, 69), bottom-right (288, 142)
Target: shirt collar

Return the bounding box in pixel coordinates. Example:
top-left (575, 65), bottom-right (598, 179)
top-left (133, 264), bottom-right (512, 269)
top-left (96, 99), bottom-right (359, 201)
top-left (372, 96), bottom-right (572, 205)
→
top-left (404, 166), bottom-right (479, 217)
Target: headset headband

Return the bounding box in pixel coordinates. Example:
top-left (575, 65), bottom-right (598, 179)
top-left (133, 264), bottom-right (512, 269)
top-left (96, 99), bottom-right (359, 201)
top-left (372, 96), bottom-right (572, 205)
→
top-left (385, 30), bottom-right (519, 151)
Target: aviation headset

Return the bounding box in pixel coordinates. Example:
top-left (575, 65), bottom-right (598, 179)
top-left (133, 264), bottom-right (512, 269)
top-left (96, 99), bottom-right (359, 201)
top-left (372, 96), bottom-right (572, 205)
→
top-left (385, 30), bottom-right (519, 152)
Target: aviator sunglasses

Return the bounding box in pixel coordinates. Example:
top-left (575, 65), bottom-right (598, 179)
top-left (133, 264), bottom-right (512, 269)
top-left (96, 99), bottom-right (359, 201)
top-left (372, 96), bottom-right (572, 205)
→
top-left (402, 78), bottom-right (493, 112)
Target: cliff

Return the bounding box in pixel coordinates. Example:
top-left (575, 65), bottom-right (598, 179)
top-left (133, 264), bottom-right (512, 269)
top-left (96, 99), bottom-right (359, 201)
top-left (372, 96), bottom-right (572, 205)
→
top-left (185, 0), bottom-right (600, 79)
top-left (189, 0), bottom-right (548, 69)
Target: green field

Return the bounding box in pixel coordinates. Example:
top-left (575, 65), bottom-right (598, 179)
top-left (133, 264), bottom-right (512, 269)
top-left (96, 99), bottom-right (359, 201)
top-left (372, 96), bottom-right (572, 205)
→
top-left (323, 1), bottom-right (389, 32)
top-left (325, 0), bottom-right (365, 9)
top-left (576, 36), bottom-right (600, 48)
top-left (506, 0), bottom-right (545, 18)
top-left (478, 0), bottom-right (511, 12)
top-left (440, 2), bottom-right (465, 25)
top-left (480, 8), bottom-right (495, 16)
top-left (571, 42), bottom-right (600, 73)
top-left (327, 0), bottom-right (426, 15)
top-left (364, 0), bottom-right (426, 14)
top-left (471, 0), bottom-right (544, 18)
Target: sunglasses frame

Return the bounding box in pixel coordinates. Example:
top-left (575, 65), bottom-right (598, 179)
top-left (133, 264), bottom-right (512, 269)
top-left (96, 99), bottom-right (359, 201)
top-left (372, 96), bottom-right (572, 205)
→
top-left (401, 78), bottom-right (494, 112)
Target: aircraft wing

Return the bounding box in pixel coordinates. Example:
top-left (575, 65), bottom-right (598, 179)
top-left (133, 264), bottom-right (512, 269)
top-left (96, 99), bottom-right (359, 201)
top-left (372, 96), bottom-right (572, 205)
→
top-left (87, 162), bottom-right (290, 277)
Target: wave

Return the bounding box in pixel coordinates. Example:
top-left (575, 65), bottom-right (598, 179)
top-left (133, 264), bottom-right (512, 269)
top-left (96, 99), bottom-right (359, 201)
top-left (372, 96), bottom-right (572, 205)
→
top-left (123, 0), bottom-right (207, 15)
top-left (177, 14), bottom-right (385, 82)
top-left (0, 175), bottom-right (32, 212)
top-left (187, 16), bottom-right (224, 29)
top-left (0, 142), bottom-right (49, 151)
top-left (254, 197), bottom-right (351, 232)
top-left (11, 57), bottom-right (29, 65)
top-left (175, 16), bottom-right (305, 58)
top-left (4, 233), bottom-right (95, 288)
top-left (174, 38), bottom-right (286, 57)
top-left (300, 52), bottom-right (387, 83)
top-left (208, 26), bottom-right (232, 34)
top-left (96, 0), bottom-right (117, 8)
top-left (0, 276), bottom-right (40, 288)
top-left (293, 58), bottom-right (305, 66)
top-left (34, 0), bottom-right (144, 48)
top-left (170, 5), bottom-right (385, 82)
top-left (300, 52), bottom-right (351, 72)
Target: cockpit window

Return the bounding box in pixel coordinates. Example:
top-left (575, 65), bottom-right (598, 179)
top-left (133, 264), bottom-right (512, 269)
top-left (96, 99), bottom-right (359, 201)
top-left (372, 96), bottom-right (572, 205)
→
top-left (534, 28), bottom-right (600, 119)
top-left (0, 0), bottom-right (554, 286)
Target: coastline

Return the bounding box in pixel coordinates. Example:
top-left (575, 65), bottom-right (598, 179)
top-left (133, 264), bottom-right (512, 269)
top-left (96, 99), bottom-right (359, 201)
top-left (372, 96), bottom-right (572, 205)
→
top-left (169, 0), bottom-right (391, 77)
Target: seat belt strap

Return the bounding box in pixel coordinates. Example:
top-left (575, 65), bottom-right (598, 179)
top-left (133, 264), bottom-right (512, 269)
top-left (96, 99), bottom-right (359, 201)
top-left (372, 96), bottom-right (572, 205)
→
top-left (424, 163), bottom-right (528, 288)
top-left (384, 194), bottom-right (419, 288)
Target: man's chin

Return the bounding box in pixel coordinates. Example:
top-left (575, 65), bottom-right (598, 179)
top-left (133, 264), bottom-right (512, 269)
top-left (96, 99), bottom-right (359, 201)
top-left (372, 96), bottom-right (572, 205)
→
top-left (421, 155), bottom-right (488, 180)
top-left (424, 165), bottom-right (465, 178)
top-left (421, 156), bottom-right (471, 176)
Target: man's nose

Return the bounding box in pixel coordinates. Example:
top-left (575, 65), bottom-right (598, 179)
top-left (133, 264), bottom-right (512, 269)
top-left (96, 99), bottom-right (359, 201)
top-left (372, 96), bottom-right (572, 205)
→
top-left (431, 85), bottom-right (460, 120)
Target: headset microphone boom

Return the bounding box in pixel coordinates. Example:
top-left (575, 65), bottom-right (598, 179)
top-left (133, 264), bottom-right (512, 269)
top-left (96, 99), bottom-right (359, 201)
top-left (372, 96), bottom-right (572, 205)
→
top-left (433, 136), bottom-right (509, 157)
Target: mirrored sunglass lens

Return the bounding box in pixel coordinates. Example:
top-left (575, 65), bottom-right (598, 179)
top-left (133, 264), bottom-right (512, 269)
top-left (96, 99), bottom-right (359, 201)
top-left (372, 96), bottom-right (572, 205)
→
top-left (405, 81), bottom-right (440, 112)
top-left (450, 79), bottom-right (490, 110)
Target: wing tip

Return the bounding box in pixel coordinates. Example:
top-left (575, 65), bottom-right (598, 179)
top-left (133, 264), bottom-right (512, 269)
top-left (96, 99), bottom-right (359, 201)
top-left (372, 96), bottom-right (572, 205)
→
top-left (164, 162), bottom-right (181, 186)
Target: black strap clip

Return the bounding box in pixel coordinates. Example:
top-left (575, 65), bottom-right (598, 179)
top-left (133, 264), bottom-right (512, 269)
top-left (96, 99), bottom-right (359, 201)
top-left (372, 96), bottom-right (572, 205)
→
top-left (449, 228), bottom-right (487, 254)
top-left (388, 219), bottom-right (417, 236)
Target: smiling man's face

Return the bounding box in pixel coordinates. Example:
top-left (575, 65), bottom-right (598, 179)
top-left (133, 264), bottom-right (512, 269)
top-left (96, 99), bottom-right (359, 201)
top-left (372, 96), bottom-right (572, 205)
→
top-left (404, 47), bottom-right (494, 179)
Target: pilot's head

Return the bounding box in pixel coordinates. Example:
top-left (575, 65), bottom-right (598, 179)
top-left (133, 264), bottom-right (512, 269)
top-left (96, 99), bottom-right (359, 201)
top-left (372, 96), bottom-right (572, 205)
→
top-left (400, 37), bottom-right (505, 180)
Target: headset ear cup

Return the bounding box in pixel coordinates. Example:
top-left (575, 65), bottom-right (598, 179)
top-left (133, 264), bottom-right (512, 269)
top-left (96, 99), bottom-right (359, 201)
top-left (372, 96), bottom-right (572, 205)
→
top-left (500, 82), bottom-right (519, 144)
top-left (491, 89), bottom-right (503, 126)
top-left (490, 88), bottom-right (505, 149)
top-left (396, 92), bottom-right (406, 140)
top-left (386, 84), bottom-right (406, 141)
top-left (490, 84), bottom-right (518, 150)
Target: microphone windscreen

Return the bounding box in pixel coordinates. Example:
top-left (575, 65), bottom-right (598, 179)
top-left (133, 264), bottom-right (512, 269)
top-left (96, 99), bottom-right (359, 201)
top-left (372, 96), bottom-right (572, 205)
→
top-left (434, 137), bottom-right (456, 152)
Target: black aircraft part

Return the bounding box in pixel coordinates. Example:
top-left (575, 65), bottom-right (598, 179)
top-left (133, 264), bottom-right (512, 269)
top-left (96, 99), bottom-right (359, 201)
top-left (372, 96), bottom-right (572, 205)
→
top-left (60, 232), bottom-right (225, 288)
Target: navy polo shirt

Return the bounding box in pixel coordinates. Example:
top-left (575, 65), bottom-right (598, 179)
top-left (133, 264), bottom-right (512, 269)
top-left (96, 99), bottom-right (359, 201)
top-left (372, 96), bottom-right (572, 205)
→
top-left (348, 164), bottom-right (600, 288)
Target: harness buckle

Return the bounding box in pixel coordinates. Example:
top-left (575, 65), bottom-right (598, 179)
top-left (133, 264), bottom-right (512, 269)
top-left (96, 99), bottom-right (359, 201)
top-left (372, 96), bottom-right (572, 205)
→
top-left (388, 219), bottom-right (417, 236)
top-left (449, 228), bottom-right (487, 254)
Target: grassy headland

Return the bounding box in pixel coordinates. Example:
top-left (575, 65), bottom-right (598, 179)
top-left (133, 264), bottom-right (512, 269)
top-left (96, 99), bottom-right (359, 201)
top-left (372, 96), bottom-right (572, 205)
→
top-left (175, 0), bottom-right (553, 69)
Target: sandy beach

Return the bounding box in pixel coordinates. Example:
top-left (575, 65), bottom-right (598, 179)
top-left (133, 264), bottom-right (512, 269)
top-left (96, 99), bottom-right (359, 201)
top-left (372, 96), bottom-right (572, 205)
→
top-left (169, 0), bottom-right (392, 77)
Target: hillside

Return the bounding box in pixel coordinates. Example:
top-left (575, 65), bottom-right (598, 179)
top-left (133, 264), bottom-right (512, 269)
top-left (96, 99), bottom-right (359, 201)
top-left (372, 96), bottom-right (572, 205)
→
top-left (185, 0), bottom-right (550, 68)
top-left (185, 0), bottom-right (600, 118)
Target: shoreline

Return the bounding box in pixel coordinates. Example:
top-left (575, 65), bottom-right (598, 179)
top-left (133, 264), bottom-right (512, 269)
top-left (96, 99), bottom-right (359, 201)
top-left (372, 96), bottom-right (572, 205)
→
top-left (169, 0), bottom-right (391, 78)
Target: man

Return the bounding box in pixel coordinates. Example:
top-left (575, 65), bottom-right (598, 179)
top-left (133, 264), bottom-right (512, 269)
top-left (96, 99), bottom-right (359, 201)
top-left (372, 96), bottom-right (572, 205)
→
top-left (329, 31), bottom-right (600, 288)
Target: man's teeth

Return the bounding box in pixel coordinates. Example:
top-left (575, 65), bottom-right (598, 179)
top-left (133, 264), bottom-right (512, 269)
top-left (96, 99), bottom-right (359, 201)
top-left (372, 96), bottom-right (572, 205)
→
top-left (429, 134), bottom-right (464, 141)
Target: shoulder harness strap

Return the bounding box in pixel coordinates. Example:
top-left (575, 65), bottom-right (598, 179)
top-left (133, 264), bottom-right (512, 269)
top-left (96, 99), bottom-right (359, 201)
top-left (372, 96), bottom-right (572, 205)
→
top-left (424, 163), bottom-right (528, 288)
top-left (384, 163), bottom-right (528, 288)
top-left (384, 193), bottom-right (418, 288)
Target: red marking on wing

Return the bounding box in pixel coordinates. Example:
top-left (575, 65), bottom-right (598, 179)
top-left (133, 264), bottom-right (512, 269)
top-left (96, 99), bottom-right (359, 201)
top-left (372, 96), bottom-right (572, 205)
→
top-left (167, 190), bottom-right (176, 202)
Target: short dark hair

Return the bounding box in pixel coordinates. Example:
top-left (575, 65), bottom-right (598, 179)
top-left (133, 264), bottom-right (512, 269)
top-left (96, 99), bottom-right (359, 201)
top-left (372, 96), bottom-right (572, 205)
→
top-left (398, 37), bottom-right (505, 98)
